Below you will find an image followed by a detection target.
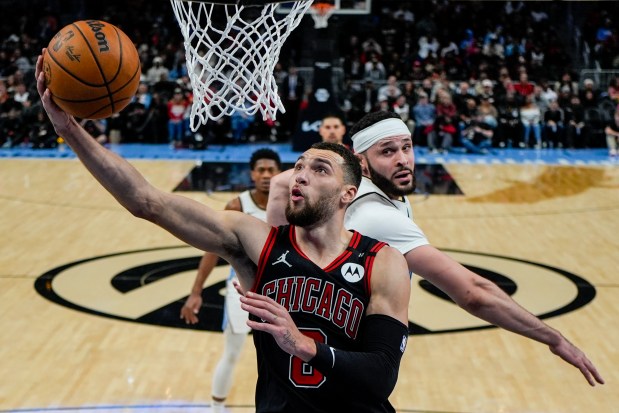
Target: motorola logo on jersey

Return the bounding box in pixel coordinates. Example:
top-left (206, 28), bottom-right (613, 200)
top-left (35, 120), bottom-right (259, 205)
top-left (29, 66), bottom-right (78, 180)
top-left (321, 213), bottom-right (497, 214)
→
top-left (341, 263), bottom-right (364, 283)
top-left (34, 246), bottom-right (596, 335)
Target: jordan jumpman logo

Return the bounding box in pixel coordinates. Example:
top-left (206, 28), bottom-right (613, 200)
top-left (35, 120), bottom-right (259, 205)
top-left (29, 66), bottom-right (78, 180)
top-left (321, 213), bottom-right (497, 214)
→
top-left (272, 250), bottom-right (292, 267)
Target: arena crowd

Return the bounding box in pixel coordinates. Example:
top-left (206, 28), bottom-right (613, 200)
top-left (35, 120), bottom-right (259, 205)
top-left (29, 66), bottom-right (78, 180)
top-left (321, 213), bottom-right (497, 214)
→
top-left (2, 1), bottom-right (619, 155)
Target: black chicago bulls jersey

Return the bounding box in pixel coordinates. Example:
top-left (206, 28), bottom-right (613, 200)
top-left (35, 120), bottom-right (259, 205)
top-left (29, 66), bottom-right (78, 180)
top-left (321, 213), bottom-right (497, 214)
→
top-left (250, 225), bottom-right (394, 413)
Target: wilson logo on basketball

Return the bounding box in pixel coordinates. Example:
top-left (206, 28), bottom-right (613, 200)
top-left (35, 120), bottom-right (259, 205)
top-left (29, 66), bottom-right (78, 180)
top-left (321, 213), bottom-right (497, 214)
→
top-left (341, 263), bottom-right (364, 283)
top-left (86, 20), bottom-right (110, 52)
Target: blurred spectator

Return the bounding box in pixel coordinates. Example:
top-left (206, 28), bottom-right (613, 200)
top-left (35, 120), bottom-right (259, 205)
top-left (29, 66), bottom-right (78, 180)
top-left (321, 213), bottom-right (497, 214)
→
top-left (392, 95), bottom-right (414, 134)
top-left (132, 82), bottom-right (153, 110)
top-left (80, 118), bottom-right (108, 145)
top-left (12, 82), bottom-right (31, 108)
top-left (564, 96), bottom-right (587, 149)
top-left (596, 18), bottom-right (613, 43)
top-left (351, 79), bottom-right (378, 116)
top-left (146, 56), bottom-right (170, 86)
top-left (533, 85), bottom-right (550, 114)
top-left (557, 85), bottom-right (574, 109)
top-left (392, 5), bottom-right (414, 24)
top-left (543, 100), bottom-right (565, 148)
top-left (0, 81), bottom-right (23, 147)
top-left (29, 109), bottom-right (57, 149)
top-left (529, 45), bottom-right (544, 78)
top-left (401, 81), bottom-right (417, 106)
top-left (581, 89), bottom-right (599, 109)
top-left (497, 91), bottom-right (521, 147)
top-left (412, 91), bottom-right (436, 148)
top-left (555, 72), bottom-right (579, 96)
top-left (230, 101), bottom-right (255, 144)
top-left (453, 81), bottom-right (476, 113)
top-left (579, 79), bottom-right (600, 105)
top-left (482, 37), bottom-right (505, 63)
top-left (410, 60), bottom-right (426, 81)
top-left (363, 54), bottom-right (387, 81)
top-left (433, 89), bottom-right (457, 152)
top-left (478, 79), bottom-right (495, 102)
top-left (539, 80), bottom-right (558, 109)
top-left (604, 109), bottom-right (619, 157)
top-left (460, 112), bottom-right (494, 154)
top-left (361, 38), bottom-right (383, 59)
top-left (607, 77), bottom-right (619, 104)
top-left (478, 95), bottom-right (498, 130)
top-left (417, 35), bottom-right (439, 60)
top-left (514, 72), bottom-right (535, 99)
top-left (377, 75), bottom-right (402, 105)
top-left (167, 88), bottom-right (189, 148)
top-left (520, 95), bottom-right (542, 148)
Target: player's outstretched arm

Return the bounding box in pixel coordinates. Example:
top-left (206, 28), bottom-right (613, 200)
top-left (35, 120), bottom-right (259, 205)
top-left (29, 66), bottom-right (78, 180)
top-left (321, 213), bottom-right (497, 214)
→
top-left (407, 244), bottom-right (604, 386)
top-left (35, 52), bottom-right (268, 273)
top-left (266, 169), bottom-right (293, 226)
top-left (181, 199), bottom-right (242, 324)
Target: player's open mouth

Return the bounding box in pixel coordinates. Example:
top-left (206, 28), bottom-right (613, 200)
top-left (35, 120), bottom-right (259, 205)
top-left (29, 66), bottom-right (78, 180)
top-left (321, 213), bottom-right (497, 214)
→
top-left (291, 187), bottom-right (304, 201)
top-left (393, 171), bottom-right (412, 182)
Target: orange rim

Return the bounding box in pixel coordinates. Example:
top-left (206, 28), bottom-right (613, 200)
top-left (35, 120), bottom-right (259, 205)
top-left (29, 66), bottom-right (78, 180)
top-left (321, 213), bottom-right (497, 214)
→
top-left (311, 2), bottom-right (334, 15)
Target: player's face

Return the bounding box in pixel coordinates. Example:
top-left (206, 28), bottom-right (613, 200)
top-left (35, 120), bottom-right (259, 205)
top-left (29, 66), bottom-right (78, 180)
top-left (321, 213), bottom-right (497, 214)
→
top-left (285, 149), bottom-right (343, 227)
top-left (364, 135), bottom-right (416, 198)
top-left (319, 117), bottom-right (346, 145)
top-left (251, 159), bottom-right (281, 194)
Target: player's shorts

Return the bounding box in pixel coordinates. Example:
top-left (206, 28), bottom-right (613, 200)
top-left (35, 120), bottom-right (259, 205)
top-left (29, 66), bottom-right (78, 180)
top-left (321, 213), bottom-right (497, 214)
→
top-left (222, 275), bottom-right (251, 334)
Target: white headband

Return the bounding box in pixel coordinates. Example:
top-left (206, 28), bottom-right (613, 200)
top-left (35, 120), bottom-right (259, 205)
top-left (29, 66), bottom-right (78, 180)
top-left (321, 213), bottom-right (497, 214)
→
top-left (351, 118), bottom-right (411, 153)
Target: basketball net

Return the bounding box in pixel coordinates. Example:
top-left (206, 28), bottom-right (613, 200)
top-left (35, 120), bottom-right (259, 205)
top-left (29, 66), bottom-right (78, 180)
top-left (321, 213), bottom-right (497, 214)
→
top-left (309, 2), bottom-right (335, 29)
top-left (170, 0), bottom-right (313, 131)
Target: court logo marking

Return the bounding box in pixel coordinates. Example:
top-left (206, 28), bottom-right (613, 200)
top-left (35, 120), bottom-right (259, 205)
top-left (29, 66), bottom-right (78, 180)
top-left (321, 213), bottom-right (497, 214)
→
top-left (35, 246), bottom-right (596, 335)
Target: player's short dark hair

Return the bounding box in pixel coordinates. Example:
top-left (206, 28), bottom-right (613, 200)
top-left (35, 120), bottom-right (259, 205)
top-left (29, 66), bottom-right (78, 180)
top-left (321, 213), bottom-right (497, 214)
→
top-left (348, 111), bottom-right (402, 138)
top-left (250, 148), bottom-right (281, 170)
top-left (321, 112), bottom-right (344, 124)
top-left (310, 141), bottom-right (362, 188)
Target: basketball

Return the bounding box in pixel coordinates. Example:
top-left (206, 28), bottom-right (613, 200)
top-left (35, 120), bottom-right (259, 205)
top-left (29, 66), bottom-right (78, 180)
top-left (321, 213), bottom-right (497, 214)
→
top-left (42, 20), bottom-right (141, 119)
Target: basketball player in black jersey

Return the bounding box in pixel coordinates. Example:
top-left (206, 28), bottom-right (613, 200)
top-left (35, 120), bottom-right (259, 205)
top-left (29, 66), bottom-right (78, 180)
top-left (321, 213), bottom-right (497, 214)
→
top-left (36, 52), bottom-right (412, 412)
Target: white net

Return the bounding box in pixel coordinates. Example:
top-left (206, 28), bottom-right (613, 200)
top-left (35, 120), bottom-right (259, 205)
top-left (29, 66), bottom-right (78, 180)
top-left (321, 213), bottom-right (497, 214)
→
top-left (309, 4), bottom-right (335, 29)
top-left (170, 0), bottom-right (313, 131)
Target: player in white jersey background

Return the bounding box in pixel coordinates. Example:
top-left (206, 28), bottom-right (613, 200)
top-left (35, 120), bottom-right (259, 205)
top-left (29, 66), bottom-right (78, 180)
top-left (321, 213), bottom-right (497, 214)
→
top-left (180, 148), bottom-right (282, 412)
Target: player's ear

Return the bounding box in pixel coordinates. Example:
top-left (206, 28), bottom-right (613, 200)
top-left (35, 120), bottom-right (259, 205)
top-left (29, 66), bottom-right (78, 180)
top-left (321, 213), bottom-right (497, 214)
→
top-left (356, 154), bottom-right (370, 177)
top-left (341, 184), bottom-right (357, 205)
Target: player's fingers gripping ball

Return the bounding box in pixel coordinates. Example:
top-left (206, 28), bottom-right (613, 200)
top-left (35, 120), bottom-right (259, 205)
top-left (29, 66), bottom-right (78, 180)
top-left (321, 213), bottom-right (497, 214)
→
top-left (42, 20), bottom-right (141, 119)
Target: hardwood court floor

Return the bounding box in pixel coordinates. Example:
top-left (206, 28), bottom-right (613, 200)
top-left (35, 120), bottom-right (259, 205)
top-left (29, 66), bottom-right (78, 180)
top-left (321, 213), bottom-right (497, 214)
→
top-left (1, 157), bottom-right (618, 413)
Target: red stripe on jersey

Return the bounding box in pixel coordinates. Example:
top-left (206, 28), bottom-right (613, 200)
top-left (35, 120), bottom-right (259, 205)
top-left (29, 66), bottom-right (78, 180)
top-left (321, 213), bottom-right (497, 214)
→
top-left (323, 231), bottom-right (360, 272)
top-left (364, 241), bottom-right (387, 296)
top-left (323, 231), bottom-right (361, 272)
top-left (252, 226), bottom-right (279, 293)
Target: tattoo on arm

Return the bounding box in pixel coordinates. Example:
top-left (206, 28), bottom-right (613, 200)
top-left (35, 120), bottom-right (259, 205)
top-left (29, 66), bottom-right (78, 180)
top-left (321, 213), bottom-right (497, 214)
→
top-left (283, 330), bottom-right (297, 351)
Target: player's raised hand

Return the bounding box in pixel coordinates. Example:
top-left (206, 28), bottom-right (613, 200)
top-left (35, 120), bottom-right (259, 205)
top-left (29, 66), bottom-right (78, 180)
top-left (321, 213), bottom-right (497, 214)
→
top-left (35, 50), bottom-right (74, 133)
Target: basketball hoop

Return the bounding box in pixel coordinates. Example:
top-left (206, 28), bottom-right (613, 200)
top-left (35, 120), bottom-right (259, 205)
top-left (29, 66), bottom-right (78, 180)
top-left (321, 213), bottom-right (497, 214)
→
top-left (309, 2), bottom-right (335, 29)
top-left (170, 0), bottom-right (313, 130)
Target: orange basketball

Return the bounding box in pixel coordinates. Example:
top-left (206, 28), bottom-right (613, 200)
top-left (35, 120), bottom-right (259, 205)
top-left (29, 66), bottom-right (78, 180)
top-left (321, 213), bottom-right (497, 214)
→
top-left (42, 20), bottom-right (141, 119)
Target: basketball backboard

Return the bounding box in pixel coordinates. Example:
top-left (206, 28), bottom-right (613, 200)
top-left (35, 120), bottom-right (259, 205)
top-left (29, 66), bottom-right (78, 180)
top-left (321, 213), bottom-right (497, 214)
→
top-left (278, 0), bottom-right (371, 15)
